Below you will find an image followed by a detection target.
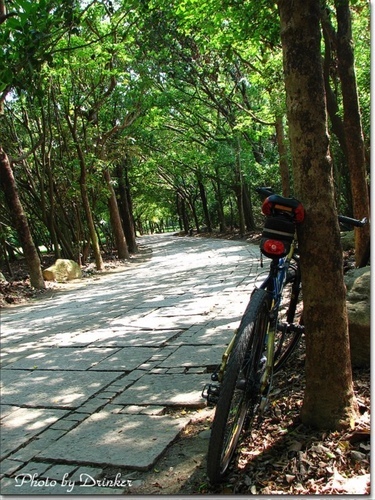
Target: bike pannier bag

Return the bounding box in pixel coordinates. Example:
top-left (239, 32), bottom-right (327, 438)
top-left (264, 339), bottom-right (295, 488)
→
top-left (260, 216), bottom-right (295, 258)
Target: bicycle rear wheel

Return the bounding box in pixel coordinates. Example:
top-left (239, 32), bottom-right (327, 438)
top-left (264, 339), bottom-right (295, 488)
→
top-left (273, 262), bottom-right (303, 373)
top-left (206, 288), bottom-right (271, 484)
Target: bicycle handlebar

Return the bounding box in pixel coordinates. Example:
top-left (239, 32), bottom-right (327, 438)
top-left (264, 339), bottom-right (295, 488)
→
top-left (256, 186), bottom-right (274, 198)
top-left (255, 186), bottom-right (367, 228)
top-left (338, 215), bottom-right (367, 228)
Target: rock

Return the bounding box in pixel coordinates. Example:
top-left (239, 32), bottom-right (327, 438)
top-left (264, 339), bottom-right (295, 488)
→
top-left (341, 230), bottom-right (355, 250)
top-left (43, 259), bottom-right (82, 282)
top-left (344, 267), bottom-right (370, 368)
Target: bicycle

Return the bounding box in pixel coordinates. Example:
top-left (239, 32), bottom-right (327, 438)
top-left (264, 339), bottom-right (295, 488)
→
top-left (202, 187), bottom-right (367, 485)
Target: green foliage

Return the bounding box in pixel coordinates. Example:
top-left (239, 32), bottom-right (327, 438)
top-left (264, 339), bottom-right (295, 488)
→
top-left (0, 0), bottom-right (369, 257)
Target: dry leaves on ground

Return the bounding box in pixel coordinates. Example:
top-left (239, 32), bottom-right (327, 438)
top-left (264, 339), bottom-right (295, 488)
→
top-left (201, 341), bottom-right (370, 496)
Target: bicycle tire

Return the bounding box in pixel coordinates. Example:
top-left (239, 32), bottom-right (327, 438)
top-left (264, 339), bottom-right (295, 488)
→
top-left (206, 288), bottom-right (271, 484)
top-left (273, 263), bottom-right (303, 373)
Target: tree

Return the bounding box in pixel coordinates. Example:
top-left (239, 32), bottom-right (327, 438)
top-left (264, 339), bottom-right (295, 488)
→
top-left (334, 0), bottom-right (370, 267)
top-left (0, 148), bottom-right (45, 289)
top-left (278, 0), bottom-right (358, 429)
top-left (0, 0), bottom-right (369, 275)
top-left (321, 1), bottom-right (370, 267)
top-left (104, 168), bottom-right (129, 260)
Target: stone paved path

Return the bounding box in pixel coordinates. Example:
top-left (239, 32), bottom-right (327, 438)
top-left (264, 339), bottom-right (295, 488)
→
top-left (0, 233), bottom-right (264, 495)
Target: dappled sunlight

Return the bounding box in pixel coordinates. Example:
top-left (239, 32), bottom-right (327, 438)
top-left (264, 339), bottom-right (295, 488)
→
top-left (2, 407), bottom-right (59, 431)
top-left (7, 346), bottom-right (120, 371)
top-left (1, 235), bottom-right (261, 342)
top-left (112, 372), bottom-right (208, 408)
top-left (1, 370), bottom-right (120, 408)
top-left (0, 406), bottom-right (68, 460)
top-left (38, 410), bottom-right (190, 469)
top-left (1, 234), bottom-right (263, 475)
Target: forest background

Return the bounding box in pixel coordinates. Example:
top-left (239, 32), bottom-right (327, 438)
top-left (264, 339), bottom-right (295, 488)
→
top-left (0, 0), bottom-right (370, 280)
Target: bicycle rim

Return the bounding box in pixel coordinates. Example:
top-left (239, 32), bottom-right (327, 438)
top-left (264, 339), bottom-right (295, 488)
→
top-left (207, 289), bottom-right (270, 484)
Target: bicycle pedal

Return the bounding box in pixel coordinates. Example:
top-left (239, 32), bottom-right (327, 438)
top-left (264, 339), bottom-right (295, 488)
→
top-left (202, 383), bottom-right (220, 406)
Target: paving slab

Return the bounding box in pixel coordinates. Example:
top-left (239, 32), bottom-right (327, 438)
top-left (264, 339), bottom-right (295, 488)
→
top-left (66, 327), bottom-right (182, 347)
top-left (170, 318), bottom-right (240, 346)
top-left (0, 369), bottom-right (31, 389)
top-left (4, 347), bottom-right (120, 371)
top-left (89, 346), bottom-right (160, 371)
top-left (37, 411), bottom-right (190, 469)
top-left (112, 372), bottom-right (208, 407)
top-left (1, 407), bottom-right (68, 460)
top-left (115, 308), bottom-right (217, 330)
top-left (157, 344), bottom-right (225, 368)
top-left (1, 370), bottom-right (121, 408)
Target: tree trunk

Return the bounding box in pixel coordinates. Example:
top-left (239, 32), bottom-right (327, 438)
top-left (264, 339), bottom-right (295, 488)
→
top-left (334, 0), bottom-right (370, 267)
top-left (66, 115), bottom-right (103, 270)
top-left (213, 171), bottom-right (226, 232)
top-left (104, 169), bottom-right (129, 260)
top-left (197, 176), bottom-right (212, 232)
top-left (0, 147), bottom-right (45, 289)
top-left (233, 138), bottom-right (245, 236)
top-left (177, 193), bottom-right (189, 233)
top-left (79, 179), bottom-right (103, 270)
top-left (278, 0), bottom-right (358, 429)
top-left (115, 161), bottom-right (138, 253)
top-left (242, 183), bottom-right (255, 231)
top-left (275, 115), bottom-right (290, 197)
top-left (187, 195), bottom-right (200, 233)
top-left (321, 11), bottom-right (348, 156)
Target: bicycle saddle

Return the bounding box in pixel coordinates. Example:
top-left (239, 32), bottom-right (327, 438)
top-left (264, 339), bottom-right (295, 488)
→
top-left (262, 194), bottom-right (305, 222)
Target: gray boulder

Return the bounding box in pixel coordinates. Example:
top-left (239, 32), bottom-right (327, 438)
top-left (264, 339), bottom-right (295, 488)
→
top-left (43, 259), bottom-right (82, 282)
top-left (344, 267), bottom-right (370, 368)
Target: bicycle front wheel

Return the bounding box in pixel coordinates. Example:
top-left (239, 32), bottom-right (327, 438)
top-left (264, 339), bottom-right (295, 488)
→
top-left (206, 288), bottom-right (271, 484)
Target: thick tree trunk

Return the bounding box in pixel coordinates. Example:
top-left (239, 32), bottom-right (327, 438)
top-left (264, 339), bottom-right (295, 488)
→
top-left (0, 147), bottom-right (45, 289)
top-left (278, 0), bottom-right (358, 429)
top-left (334, 0), bottom-right (370, 267)
top-left (275, 115), bottom-right (290, 197)
top-left (104, 169), bottom-right (129, 260)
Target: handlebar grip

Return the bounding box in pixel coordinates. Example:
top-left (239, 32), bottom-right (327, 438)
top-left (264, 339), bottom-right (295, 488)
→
top-left (338, 215), bottom-right (367, 228)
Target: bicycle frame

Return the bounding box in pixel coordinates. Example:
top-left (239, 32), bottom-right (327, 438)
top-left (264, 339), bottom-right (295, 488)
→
top-left (257, 237), bottom-right (297, 399)
top-left (211, 236), bottom-right (297, 388)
